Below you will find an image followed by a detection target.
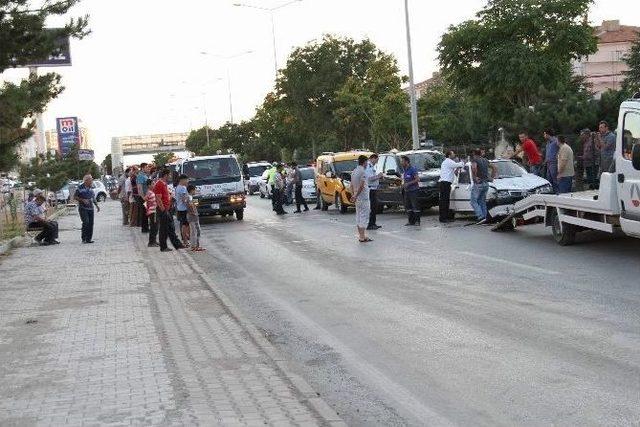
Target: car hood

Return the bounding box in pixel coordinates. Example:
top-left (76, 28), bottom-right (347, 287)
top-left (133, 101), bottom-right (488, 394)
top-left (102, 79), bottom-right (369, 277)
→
top-left (491, 174), bottom-right (550, 191)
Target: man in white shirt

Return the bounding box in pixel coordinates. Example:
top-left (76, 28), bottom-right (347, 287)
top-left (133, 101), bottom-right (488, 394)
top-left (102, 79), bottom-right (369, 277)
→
top-left (438, 150), bottom-right (465, 223)
top-left (365, 154), bottom-right (383, 230)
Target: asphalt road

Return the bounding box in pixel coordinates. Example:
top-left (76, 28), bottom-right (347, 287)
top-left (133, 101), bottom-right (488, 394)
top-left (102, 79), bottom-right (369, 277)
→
top-left (190, 196), bottom-right (640, 426)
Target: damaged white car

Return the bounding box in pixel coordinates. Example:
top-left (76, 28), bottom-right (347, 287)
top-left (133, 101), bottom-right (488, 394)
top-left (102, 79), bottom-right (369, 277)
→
top-left (449, 159), bottom-right (553, 220)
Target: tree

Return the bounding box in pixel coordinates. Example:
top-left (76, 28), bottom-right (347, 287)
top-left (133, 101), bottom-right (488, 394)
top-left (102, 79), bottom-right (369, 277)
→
top-left (20, 146), bottom-right (99, 191)
top-left (268, 35), bottom-right (405, 157)
top-left (437, 0), bottom-right (597, 121)
top-left (417, 80), bottom-right (492, 145)
top-left (623, 32), bottom-right (640, 93)
top-left (0, 1), bottom-right (89, 171)
top-left (334, 54), bottom-right (410, 151)
top-left (153, 152), bottom-right (175, 167)
top-left (185, 126), bottom-right (218, 155)
top-left (102, 154), bottom-right (113, 175)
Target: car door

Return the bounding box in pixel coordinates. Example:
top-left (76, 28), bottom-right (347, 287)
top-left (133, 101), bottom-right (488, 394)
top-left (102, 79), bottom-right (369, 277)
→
top-left (376, 155), bottom-right (392, 203)
top-left (618, 109), bottom-right (640, 235)
top-left (450, 164), bottom-right (473, 212)
top-left (383, 156), bottom-right (403, 204)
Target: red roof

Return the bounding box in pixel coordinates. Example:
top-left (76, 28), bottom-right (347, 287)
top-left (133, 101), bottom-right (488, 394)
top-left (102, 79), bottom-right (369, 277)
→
top-left (595, 21), bottom-right (640, 44)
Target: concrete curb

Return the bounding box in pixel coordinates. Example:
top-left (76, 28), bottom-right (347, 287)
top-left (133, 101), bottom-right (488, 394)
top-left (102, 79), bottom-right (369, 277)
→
top-left (0, 235), bottom-right (25, 256)
top-left (178, 249), bottom-right (347, 426)
top-left (0, 206), bottom-right (68, 257)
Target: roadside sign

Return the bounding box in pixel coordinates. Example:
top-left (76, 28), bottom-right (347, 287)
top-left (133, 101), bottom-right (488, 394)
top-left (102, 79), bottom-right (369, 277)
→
top-left (56, 117), bottom-right (80, 157)
top-left (20, 30), bottom-right (72, 68)
top-left (78, 149), bottom-right (95, 161)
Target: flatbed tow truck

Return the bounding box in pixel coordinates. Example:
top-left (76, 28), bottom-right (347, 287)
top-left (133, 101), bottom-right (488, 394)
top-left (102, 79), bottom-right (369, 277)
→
top-left (492, 95), bottom-right (640, 245)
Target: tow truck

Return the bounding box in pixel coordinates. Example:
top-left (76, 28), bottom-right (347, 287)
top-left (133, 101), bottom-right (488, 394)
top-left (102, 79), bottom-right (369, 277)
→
top-left (492, 94), bottom-right (640, 245)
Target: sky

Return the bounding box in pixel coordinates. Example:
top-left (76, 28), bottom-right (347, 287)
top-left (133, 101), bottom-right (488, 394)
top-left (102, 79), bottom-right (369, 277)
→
top-left (3, 0), bottom-right (640, 163)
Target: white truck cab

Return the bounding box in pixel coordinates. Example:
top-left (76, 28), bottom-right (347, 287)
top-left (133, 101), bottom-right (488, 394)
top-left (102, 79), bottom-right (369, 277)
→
top-left (493, 94), bottom-right (640, 244)
top-left (171, 154), bottom-right (246, 220)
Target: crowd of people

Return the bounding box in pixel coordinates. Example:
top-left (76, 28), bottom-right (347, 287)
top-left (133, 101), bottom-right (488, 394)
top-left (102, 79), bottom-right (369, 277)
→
top-left (116, 164), bottom-right (205, 252)
top-left (508, 120), bottom-right (617, 193)
top-left (264, 162), bottom-right (310, 215)
top-left (348, 119), bottom-right (619, 242)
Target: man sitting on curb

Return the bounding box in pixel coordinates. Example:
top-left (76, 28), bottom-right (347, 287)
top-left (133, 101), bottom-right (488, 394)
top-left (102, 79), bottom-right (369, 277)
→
top-left (24, 194), bottom-right (60, 245)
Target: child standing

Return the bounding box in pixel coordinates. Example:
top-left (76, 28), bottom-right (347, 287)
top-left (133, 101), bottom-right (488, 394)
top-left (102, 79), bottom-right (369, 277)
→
top-left (145, 179), bottom-right (159, 247)
top-left (186, 184), bottom-right (205, 252)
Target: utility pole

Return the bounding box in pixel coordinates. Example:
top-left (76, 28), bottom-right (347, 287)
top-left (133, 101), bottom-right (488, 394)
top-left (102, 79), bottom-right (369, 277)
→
top-left (404, 0), bottom-right (420, 150)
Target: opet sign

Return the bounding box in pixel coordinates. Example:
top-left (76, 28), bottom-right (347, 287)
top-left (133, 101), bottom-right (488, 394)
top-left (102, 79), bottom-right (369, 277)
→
top-left (56, 116), bottom-right (80, 157)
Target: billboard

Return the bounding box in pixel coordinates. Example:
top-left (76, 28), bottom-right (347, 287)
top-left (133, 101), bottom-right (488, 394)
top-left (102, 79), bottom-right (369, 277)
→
top-left (56, 117), bottom-right (80, 157)
top-left (21, 30), bottom-right (72, 68)
top-left (78, 149), bottom-right (95, 161)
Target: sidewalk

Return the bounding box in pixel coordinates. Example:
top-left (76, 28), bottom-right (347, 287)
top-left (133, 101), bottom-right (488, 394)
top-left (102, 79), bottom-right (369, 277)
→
top-left (0, 202), bottom-right (343, 426)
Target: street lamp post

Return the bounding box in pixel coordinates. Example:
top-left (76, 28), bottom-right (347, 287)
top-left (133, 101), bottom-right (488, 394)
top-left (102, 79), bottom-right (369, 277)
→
top-left (233, 0), bottom-right (303, 80)
top-left (200, 51), bottom-right (253, 124)
top-left (404, 0), bottom-right (420, 150)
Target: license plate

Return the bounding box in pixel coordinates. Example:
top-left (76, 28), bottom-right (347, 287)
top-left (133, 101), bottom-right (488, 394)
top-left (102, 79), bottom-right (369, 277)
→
top-left (211, 203), bottom-right (220, 210)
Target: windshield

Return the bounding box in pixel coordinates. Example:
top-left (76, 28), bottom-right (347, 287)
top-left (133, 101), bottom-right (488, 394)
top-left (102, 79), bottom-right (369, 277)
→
top-left (183, 158), bottom-right (241, 180)
top-left (248, 165), bottom-right (268, 177)
top-left (333, 160), bottom-right (359, 174)
top-left (494, 161), bottom-right (526, 178)
top-left (299, 168), bottom-right (315, 180)
top-left (405, 152), bottom-right (445, 171)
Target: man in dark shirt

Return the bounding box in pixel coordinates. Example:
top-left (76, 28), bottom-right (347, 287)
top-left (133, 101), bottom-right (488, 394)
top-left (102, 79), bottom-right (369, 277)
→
top-left (470, 149), bottom-right (495, 224)
top-left (74, 174), bottom-right (100, 243)
top-left (401, 155), bottom-right (421, 226)
top-left (154, 168), bottom-right (184, 252)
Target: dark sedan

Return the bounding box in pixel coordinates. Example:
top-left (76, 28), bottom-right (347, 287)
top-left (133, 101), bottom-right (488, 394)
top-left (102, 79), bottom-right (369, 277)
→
top-left (374, 150), bottom-right (444, 212)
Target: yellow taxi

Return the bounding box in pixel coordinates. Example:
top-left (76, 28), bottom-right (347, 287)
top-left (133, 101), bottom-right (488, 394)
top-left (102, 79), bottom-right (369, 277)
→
top-left (315, 150), bottom-right (372, 213)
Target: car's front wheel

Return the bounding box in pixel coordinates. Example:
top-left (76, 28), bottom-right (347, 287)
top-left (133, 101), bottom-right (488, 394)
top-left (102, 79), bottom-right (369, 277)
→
top-left (96, 193), bottom-right (106, 202)
top-left (235, 209), bottom-right (244, 221)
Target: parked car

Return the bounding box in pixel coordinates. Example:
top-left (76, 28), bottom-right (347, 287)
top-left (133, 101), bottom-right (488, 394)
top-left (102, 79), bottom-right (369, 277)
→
top-left (91, 180), bottom-right (109, 202)
top-left (315, 150), bottom-right (372, 213)
top-left (245, 162), bottom-right (271, 195)
top-left (298, 167), bottom-right (317, 201)
top-left (259, 169), bottom-right (272, 199)
top-left (374, 150), bottom-right (444, 213)
top-left (449, 159), bottom-right (553, 220)
top-left (55, 183), bottom-right (72, 204)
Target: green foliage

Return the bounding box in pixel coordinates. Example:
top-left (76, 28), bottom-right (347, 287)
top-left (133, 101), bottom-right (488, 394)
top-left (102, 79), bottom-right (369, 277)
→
top-left (438, 0), bottom-right (597, 120)
top-left (185, 127), bottom-right (216, 155)
top-left (19, 146), bottom-right (99, 191)
top-left (622, 32), bottom-right (640, 93)
top-left (152, 152), bottom-right (175, 167)
top-left (0, 0), bottom-right (89, 171)
top-left (262, 35), bottom-right (410, 157)
top-left (417, 79), bottom-right (492, 145)
top-left (101, 154), bottom-right (112, 175)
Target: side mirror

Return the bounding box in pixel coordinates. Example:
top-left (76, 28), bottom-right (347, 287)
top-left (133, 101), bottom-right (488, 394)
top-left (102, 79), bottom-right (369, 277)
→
top-left (340, 172), bottom-right (351, 181)
top-left (325, 171), bottom-right (333, 178)
top-left (633, 144), bottom-right (640, 171)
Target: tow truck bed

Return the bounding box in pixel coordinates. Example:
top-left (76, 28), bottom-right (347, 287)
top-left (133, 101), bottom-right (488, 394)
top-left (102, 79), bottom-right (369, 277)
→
top-left (491, 173), bottom-right (621, 235)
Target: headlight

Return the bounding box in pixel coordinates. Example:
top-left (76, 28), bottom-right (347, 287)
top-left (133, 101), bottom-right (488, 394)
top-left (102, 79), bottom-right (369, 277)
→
top-left (536, 184), bottom-right (553, 194)
top-left (496, 190), bottom-right (511, 198)
top-left (342, 180), bottom-right (351, 188)
top-left (229, 194), bottom-right (245, 203)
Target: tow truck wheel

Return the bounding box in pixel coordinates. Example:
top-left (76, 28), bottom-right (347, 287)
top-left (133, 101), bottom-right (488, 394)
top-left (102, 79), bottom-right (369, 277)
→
top-left (235, 209), bottom-right (244, 221)
top-left (551, 210), bottom-right (576, 246)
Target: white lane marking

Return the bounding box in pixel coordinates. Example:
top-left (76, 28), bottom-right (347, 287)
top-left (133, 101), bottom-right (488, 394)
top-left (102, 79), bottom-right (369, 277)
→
top-left (457, 251), bottom-right (559, 275)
